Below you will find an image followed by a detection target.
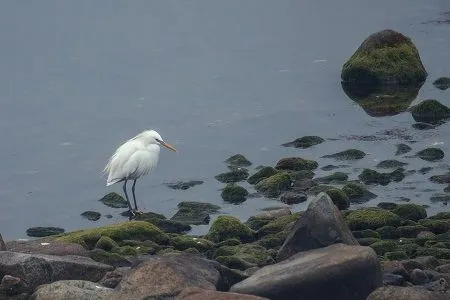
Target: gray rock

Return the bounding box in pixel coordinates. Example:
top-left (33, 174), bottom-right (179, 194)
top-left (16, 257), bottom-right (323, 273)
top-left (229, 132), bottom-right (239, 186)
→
top-left (230, 244), bottom-right (381, 300)
top-left (367, 286), bottom-right (450, 300)
top-left (280, 192), bottom-right (307, 204)
top-left (424, 278), bottom-right (448, 292)
top-left (111, 252), bottom-right (234, 299)
top-left (436, 264), bottom-right (450, 273)
top-left (31, 280), bottom-right (113, 300)
top-left (177, 287), bottom-right (269, 300)
top-left (383, 273), bottom-right (405, 286)
top-left (406, 257), bottom-right (441, 270)
top-left (0, 251), bottom-right (113, 291)
top-left (277, 192), bottom-right (358, 261)
top-left (0, 275), bottom-right (28, 296)
top-left (411, 269), bottom-right (428, 285)
top-left (5, 240), bottom-right (88, 257)
top-left (98, 267), bottom-right (130, 288)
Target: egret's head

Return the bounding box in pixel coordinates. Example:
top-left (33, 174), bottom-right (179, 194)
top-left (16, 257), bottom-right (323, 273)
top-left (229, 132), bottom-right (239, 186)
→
top-left (140, 130), bottom-right (177, 152)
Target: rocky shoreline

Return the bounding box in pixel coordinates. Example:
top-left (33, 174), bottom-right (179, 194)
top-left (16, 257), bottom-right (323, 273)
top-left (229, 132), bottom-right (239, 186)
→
top-left (1, 29), bottom-right (450, 299)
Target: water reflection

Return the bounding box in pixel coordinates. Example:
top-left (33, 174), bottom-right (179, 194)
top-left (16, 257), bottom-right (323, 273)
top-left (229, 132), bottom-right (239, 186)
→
top-left (341, 82), bottom-right (424, 117)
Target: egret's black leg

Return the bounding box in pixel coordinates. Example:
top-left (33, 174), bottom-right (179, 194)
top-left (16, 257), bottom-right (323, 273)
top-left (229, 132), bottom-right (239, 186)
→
top-left (132, 179), bottom-right (138, 211)
top-left (122, 180), bottom-right (133, 214)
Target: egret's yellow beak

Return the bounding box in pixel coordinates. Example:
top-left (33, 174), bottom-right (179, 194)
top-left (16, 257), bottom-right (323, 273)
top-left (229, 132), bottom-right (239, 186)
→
top-left (161, 141), bottom-right (177, 152)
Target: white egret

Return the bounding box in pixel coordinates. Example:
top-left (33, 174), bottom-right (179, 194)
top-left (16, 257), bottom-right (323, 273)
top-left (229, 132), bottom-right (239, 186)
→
top-left (103, 130), bottom-right (176, 216)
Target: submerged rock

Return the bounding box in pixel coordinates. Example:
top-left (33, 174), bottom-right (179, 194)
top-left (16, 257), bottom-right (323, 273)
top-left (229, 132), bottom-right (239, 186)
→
top-left (341, 29), bottom-right (427, 85)
top-left (247, 167), bottom-right (278, 185)
top-left (281, 136), bottom-right (324, 148)
top-left (433, 77), bottom-right (450, 90)
top-left (215, 168), bottom-right (249, 183)
top-left (322, 149), bottom-right (366, 160)
top-left (255, 173), bottom-right (291, 198)
top-left (395, 143), bottom-right (412, 156)
top-left (80, 211), bottom-right (101, 221)
top-left (165, 180), bottom-right (203, 190)
top-left (342, 182), bottom-right (377, 204)
top-left (277, 192), bottom-right (358, 261)
top-left (26, 226), bottom-right (65, 237)
top-left (171, 201), bottom-right (220, 226)
top-left (416, 148), bottom-right (445, 162)
top-left (225, 154), bottom-right (252, 167)
top-left (221, 184), bottom-right (249, 204)
top-left (342, 83), bottom-right (422, 117)
top-left (376, 160), bottom-right (408, 169)
top-left (412, 122), bottom-right (436, 130)
top-left (275, 157), bottom-right (318, 171)
top-left (410, 99), bottom-right (450, 124)
top-left (99, 192), bottom-right (128, 208)
top-left (231, 244), bottom-right (381, 300)
top-left (314, 172), bottom-right (348, 184)
top-left (430, 172), bottom-right (450, 184)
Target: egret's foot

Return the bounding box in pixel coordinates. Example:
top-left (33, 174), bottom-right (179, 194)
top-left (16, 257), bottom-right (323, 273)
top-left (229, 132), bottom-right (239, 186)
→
top-left (131, 209), bottom-right (144, 216)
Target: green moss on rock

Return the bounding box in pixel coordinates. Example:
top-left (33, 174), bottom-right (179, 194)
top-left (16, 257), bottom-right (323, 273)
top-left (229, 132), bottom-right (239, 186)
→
top-left (282, 136), bottom-right (325, 149)
top-left (376, 160), bottom-right (408, 169)
top-left (169, 234), bottom-right (215, 252)
top-left (325, 188), bottom-right (350, 210)
top-left (384, 251), bottom-right (409, 260)
top-left (370, 240), bottom-right (398, 256)
top-left (257, 213), bottom-right (300, 237)
top-left (415, 247), bottom-right (450, 259)
top-left (255, 173), bottom-right (291, 198)
top-left (99, 192), bottom-right (128, 208)
top-left (206, 216), bottom-right (255, 243)
top-left (345, 208), bottom-right (402, 230)
top-left (80, 211), bottom-right (101, 221)
top-left (225, 154), bottom-right (252, 167)
top-left (430, 212), bottom-right (450, 220)
top-left (392, 204), bottom-right (427, 221)
top-left (215, 168), bottom-right (249, 183)
top-left (397, 225), bottom-right (428, 238)
top-left (214, 243), bottom-right (274, 270)
top-left (221, 184), bottom-right (249, 204)
top-left (352, 229), bottom-right (380, 239)
top-left (95, 236), bottom-right (119, 251)
top-left (377, 202), bottom-right (398, 210)
top-left (433, 77), bottom-right (450, 90)
top-left (89, 249), bottom-right (130, 267)
top-left (56, 221), bottom-right (169, 249)
top-left (410, 99), bottom-right (450, 124)
top-left (275, 157), bottom-right (318, 171)
top-left (342, 182), bottom-right (377, 204)
top-left (418, 219), bottom-right (450, 234)
top-left (247, 167), bottom-right (278, 185)
top-left (314, 172), bottom-right (348, 184)
top-left (396, 143), bottom-right (412, 156)
top-left (322, 149), bottom-right (366, 160)
top-left (430, 172), bottom-right (450, 184)
top-left (341, 29), bottom-right (427, 85)
top-left (376, 226), bottom-right (400, 239)
top-left (245, 216), bottom-right (274, 231)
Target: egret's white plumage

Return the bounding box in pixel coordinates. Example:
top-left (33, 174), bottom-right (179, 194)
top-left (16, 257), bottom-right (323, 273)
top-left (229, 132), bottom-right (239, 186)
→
top-left (103, 130), bottom-right (176, 214)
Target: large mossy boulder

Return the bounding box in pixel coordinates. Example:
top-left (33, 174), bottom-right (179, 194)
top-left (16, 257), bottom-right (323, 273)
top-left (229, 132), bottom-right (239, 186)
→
top-left (341, 29), bottom-right (427, 85)
top-left (221, 184), bottom-right (249, 204)
top-left (410, 99), bottom-right (450, 124)
top-left (225, 154), bottom-right (252, 167)
top-left (392, 204), bottom-right (427, 222)
top-left (247, 166), bottom-right (278, 185)
top-left (99, 192), bottom-right (128, 208)
top-left (342, 182), bottom-right (377, 204)
top-left (255, 173), bottom-right (291, 198)
top-left (345, 208), bottom-right (402, 230)
top-left (206, 216), bottom-right (255, 243)
top-left (415, 147), bottom-right (444, 162)
top-left (325, 188), bottom-right (350, 210)
top-left (56, 221), bottom-right (169, 249)
top-left (275, 157), bottom-right (318, 171)
top-left (215, 168), bottom-right (249, 183)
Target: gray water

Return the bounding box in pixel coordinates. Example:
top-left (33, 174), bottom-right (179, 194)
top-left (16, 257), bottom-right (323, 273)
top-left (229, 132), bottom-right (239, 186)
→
top-left (1, 0), bottom-right (449, 240)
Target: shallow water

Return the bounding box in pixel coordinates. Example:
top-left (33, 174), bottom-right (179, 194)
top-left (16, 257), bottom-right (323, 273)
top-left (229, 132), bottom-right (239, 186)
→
top-left (0, 0), bottom-right (449, 240)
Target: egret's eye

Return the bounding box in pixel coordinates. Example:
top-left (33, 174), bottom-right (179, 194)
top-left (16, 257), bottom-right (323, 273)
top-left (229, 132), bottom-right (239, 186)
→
top-left (155, 138), bottom-right (162, 143)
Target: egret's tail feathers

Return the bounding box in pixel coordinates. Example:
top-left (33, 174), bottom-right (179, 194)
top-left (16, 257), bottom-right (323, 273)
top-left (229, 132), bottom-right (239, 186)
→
top-left (106, 179), bottom-right (121, 186)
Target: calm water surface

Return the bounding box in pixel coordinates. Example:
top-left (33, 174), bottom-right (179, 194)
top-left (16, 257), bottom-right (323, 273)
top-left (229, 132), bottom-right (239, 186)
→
top-left (0, 1), bottom-right (449, 239)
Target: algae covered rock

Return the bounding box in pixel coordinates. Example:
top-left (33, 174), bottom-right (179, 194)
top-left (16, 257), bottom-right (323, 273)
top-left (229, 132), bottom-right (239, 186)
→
top-left (358, 168), bottom-right (405, 186)
top-left (281, 136), bottom-right (324, 148)
top-left (215, 168), bottom-right (249, 183)
top-left (370, 240), bottom-right (397, 256)
top-left (81, 211), bottom-right (101, 221)
top-left (221, 184), bottom-right (249, 204)
top-left (247, 167), bottom-right (278, 185)
top-left (392, 204), bottom-right (427, 222)
top-left (169, 235), bottom-right (215, 252)
top-left (255, 173), bottom-right (291, 198)
top-left (275, 157), bottom-right (318, 171)
top-left (257, 213), bottom-right (300, 237)
top-left (165, 180), bottom-right (203, 190)
top-left (214, 244), bottom-right (274, 271)
top-left (395, 143), bottom-right (412, 156)
top-left (280, 191), bottom-right (307, 204)
top-left (410, 99), bottom-right (450, 124)
top-left (430, 172), bottom-right (450, 184)
top-left (26, 226), bottom-right (65, 237)
top-left (341, 29), bottom-right (427, 85)
top-left (206, 216), bottom-right (255, 243)
top-left (325, 188), bottom-right (350, 210)
top-left (56, 221), bottom-right (169, 249)
top-left (416, 147), bottom-right (444, 161)
top-left (342, 182), bottom-right (377, 204)
top-left (314, 172), bottom-right (348, 184)
top-left (376, 160), bottom-right (407, 169)
top-left (433, 77), bottom-right (450, 90)
top-left (345, 208), bottom-right (402, 230)
top-left (99, 192), bottom-right (128, 208)
top-left (95, 236), bottom-right (119, 251)
top-left (322, 149), bottom-right (366, 160)
top-left (225, 154), bottom-right (252, 167)
top-left (170, 201), bottom-right (220, 225)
